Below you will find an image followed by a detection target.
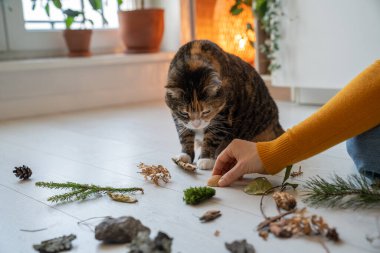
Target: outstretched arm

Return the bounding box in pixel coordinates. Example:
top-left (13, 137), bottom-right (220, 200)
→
top-left (213, 60), bottom-right (380, 186)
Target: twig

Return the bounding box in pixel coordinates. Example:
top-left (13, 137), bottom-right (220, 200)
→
top-left (20, 227), bottom-right (48, 232)
top-left (257, 209), bottom-right (296, 230)
top-left (260, 186), bottom-right (280, 219)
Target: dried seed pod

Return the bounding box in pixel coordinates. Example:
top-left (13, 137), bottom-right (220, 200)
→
top-left (290, 166), bottom-right (303, 178)
top-left (108, 192), bottom-right (137, 203)
top-left (13, 165), bottom-right (32, 180)
top-left (326, 228), bottom-right (340, 242)
top-left (171, 158), bottom-right (196, 172)
top-left (272, 192), bottom-right (297, 211)
top-left (258, 230), bottom-right (269, 240)
top-left (199, 210), bottom-right (221, 222)
top-left (269, 223), bottom-right (293, 238)
top-left (207, 175), bottom-right (222, 187)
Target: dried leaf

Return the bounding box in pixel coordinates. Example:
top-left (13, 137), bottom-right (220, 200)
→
top-left (244, 177), bottom-right (273, 195)
top-left (199, 210), bottom-right (221, 223)
top-left (108, 192), bottom-right (137, 203)
top-left (172, 157), bottom-right (196, 172)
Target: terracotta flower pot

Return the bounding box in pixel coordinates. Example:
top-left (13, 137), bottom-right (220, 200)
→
top-left (63, 29), bottom-right (93, 57)
top-left (118, 9), bottom-right (164, 53)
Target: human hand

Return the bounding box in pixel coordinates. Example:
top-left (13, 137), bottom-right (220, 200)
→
top-left (212, 139), bottom-right (266, 187)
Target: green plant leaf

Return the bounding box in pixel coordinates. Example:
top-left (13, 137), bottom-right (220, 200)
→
top-left (282, 165), bottom-right (293, 186)
top-left (117, 0), bottom-right (123, 7)
top-left (52, 0), bottom-right (62, 9)
top-left (89, 0), bottom-right (102, 10)
top-left (244, 177), bottom-right (273, 195)
top-left (282, 182), bottom-right (299, 190)
top-left (230, 5), bottom-right (244, 16)
top-left (246, 23), bottom-right (254, 31)
top-left (63, 9), bottom-right (83, 18)
top-left (31, 0), bottom-right (37, 10)
top-left (86, 19), bottom-right (94, 26)
top-left (65, 16), bottom-right (74, 29)
top-left (44, 2), bottom-right (50, 17)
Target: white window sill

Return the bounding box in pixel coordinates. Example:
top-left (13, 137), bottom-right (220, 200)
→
top-left (0, 52), bottom-right (175, 72)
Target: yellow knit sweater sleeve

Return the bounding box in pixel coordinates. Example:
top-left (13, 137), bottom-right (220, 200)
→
top-left (257, 60), bottom-right (380, 174)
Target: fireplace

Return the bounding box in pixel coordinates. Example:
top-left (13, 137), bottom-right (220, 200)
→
top-left (180, 0), bottom-right (255, 64)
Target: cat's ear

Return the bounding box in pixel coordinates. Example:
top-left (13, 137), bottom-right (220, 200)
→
top-left (166, 87), bottom-right (184, 99)
top-left (204, 74), bottom-right (222, 96)
top-left (203, 84), bottom-right (221, 96)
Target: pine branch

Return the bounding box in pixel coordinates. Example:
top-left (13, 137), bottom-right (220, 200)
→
top-left (36, 181), bottom-right (144, 204)
top-left (303, 174), bottom-right (380, 209)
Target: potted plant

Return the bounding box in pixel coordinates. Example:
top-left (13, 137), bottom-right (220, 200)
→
top-left (31, 0), bottom-right (105, 56)
top-left (117, 0), bottom-right (164, 53)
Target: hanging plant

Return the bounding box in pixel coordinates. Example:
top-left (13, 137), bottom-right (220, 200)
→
top-left (231, 0), bottom-right (282, 72)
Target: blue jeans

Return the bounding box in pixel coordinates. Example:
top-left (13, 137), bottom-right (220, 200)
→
top-left (346, 124), bottom-right (380, 180)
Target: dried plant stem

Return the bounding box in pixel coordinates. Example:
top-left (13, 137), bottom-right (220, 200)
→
top-left (257, 209), bottom-right (296, 230)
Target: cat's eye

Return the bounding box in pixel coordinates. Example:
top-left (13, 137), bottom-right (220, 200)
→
top-left (202, 110), bottom-right (211, 116)
top-left (179, 111), bottom-right (189, 118)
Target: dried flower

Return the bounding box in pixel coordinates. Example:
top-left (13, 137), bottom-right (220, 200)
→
top-left (138, 163), bottom-right (171, 186)
top-left (272, 192), bottom-right (297, 211)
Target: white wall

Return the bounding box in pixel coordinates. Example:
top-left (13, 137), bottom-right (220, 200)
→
top-left (0, 1), bottom-right (8, 51)
top-left (0, 53), bottom-right (173, 120)
top-left (149, 0), bottom-right (181, 52)
top-left (272, 0), bottom-right (380, 90)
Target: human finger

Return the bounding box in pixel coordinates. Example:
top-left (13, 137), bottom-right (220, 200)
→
top-left (218, 162), bottom-right (244, 187)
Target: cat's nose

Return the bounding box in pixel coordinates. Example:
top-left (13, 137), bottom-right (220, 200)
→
top-left (192, 120), bottom-right (201, 128)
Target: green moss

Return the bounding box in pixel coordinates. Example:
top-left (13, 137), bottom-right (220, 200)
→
top-left (183, 186), bottom-right (215, 205)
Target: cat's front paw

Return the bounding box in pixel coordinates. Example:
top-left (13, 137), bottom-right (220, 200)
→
top-left (175, 153), bottom-right (192, 163)
top-left (197, 158), bottom-right (215, 170)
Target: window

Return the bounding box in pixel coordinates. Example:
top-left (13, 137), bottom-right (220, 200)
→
top-left (21, 0), bottom-right (119, 30)
top-left (2, 1), bottom-right (122, 52)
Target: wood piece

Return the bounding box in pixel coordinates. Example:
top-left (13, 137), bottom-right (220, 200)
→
top-left (171, 157), bottom-right (196, 172)
top-left (199, 210), bottom-right (221, 223)
top-left (207, 175), bottom-right (222, 187)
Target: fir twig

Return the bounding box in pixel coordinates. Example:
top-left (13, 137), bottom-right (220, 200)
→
top-left (36, 181), bottom-right (143, 204)
top-left (303, 174), bottom-right (380, 209)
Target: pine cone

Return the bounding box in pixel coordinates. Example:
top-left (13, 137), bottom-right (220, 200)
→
top-left (13, 165), bottom-right (32, 180)
top-left (272, 192), bottom-right (297, 211)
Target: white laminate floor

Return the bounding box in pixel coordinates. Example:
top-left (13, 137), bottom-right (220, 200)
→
top-left (0, 101), bottom-right (379, 253)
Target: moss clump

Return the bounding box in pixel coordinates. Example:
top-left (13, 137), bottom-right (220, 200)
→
top-left (183, 186), bottom-right (215, 205)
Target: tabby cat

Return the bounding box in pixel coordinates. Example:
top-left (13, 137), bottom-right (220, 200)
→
top-left (165, 40), bottom-right (284, 170)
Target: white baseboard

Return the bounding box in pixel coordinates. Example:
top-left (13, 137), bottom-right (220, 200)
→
top-left (294, 87), bottom-right (340, 105)
top-left (0, 52), bottom-right (174, 121)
